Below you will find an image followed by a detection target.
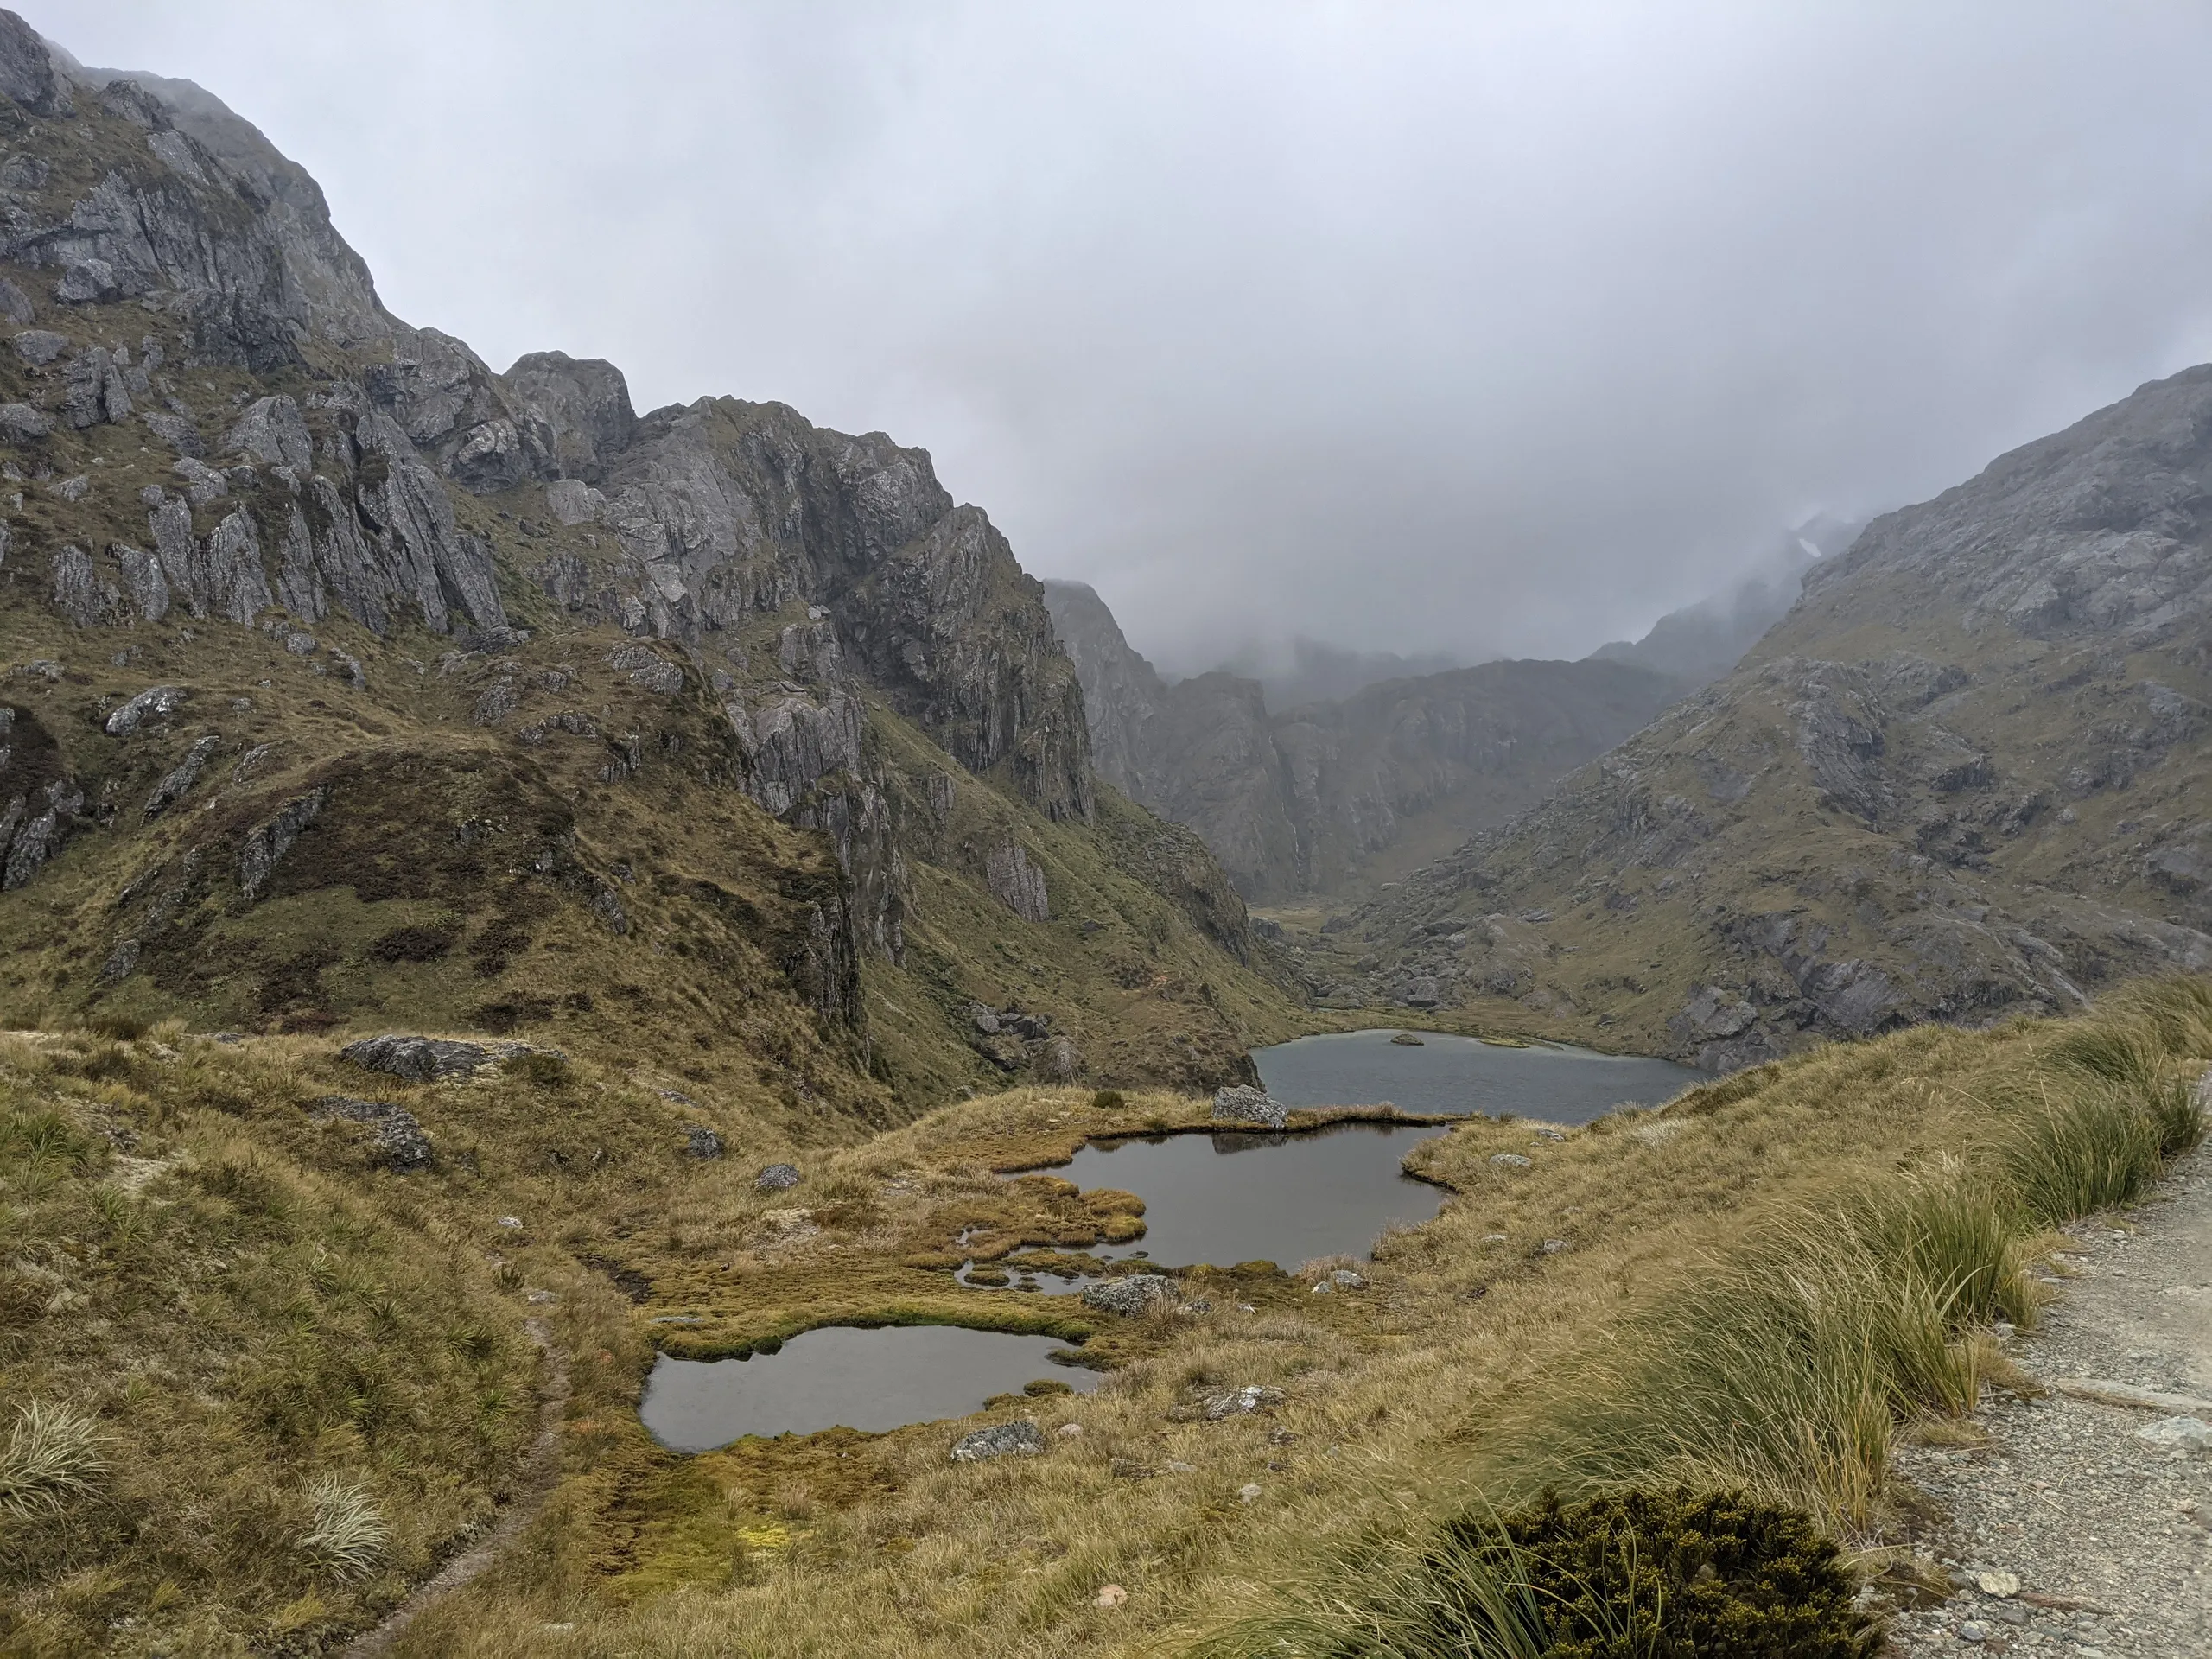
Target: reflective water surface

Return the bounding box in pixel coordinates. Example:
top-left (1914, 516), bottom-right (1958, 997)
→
top-left (1255, 1028), bottom-right (1695, 1121)
top-left (639, 1324), bottom-right (1098, 1451)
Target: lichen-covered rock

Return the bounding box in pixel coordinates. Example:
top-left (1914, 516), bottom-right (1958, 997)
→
top-left (340, 1034), bottom-right (546, 1083)
top-left (1211, 1085), bottom-right (1287, 1130)
top-left (684, 1126), bottom-right (724, 1160)
top-left (755, 1162), bottom-right (801, 1192)
top-left (49, 543), bottom-right (118, 626)
top-left (949, 1421), bottom-right (1046, 1462)
top-left (1081, 1274), bottom-right (1176, 1316)
top-left (105, 683), bottom-right (188, 736)
top-left (143, 734), bottom-right (221, 818)
top-left (0, 401), bottom-right (49, 441)
top-left (223, 394), bottom-right (312, 471)
top-left (1203, 1385), bottom-right (1286, 1421)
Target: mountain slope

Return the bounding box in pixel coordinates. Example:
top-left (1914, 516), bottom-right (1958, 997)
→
top-left (0, 18), bottom-right (1294, 1109)
top-left (1346, 368), bottom-right (2212, 1064)
top-left (1044, 579), bottom-right (1679, 899)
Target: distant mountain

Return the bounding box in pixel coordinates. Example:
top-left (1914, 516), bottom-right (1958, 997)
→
top-left (1344, 374), bottom-right (2212, 1065)
top-left (1590, 513), bottom-right (1863, 686)
top-left (1044, 581), bottom-right (1678, 899)
top-left (1208, 637), bottom-right (1467, 710)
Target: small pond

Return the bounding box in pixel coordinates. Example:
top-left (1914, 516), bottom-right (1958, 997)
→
top-left (1062, 1119), bottom-right (1447, 1270)
top-left (640, 1324), bottom-right (1099, 1452)
top-left (1255, 1028), bottom-right (1695, 1121)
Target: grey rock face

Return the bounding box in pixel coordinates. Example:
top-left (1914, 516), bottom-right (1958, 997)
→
top-left (683, 1126), bottom-right (724, 1160)
top-left (754, 1162), bottom-right (802, 1192)
top-left (1080, 1274), bottom-right (1177, 1315)
top-left (113, 543), bottom-right (169, 620)
top-left (237, 784), bottom-right (327, 900)
top-left (985, 840), bottom-right (1049, 922)
top-left (502, 351), bottom-right (636, 482)
top-left (340, 1034), bottom-right (548, 1083)
top-left (543, 477), bottom-right (604, 524)
top-left (0, 16), bottom-right (71, 117)
top-left (310, 1095), bottom-right (433, 1171)
top-left (0, 277), bottom-right (29, 323)
top-left (143, 733), bottom-right (220, 817)
top-left (223, 394), bottom-right (311, 471)
top-left (49, 543), bottom-right (118, 626)
top-left (105, 683), bottom-right (187, 736)
top-left (949, 1421), bottom-right (1046, 1463)
top-left (1211, 1085), bottom-right (1287, 1130)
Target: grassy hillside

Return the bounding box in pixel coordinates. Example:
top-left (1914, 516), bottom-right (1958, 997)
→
top-left (10, 970), bottom-right (2199, 1654)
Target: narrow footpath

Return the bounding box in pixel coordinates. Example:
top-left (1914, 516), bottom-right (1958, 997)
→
top-left (343, 1319), bottom-right (570, 1659)
top-left (1885, 1144), bottom-right (2212, 1656)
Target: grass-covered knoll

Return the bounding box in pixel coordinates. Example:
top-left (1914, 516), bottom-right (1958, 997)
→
top-left (0, 1027), bottom-right (541, 1656)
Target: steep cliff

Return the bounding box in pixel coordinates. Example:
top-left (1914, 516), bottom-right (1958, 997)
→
top-left (0, 16), bottom-right (1289, 1108)
top-left (1044, 578), bottom-right (1678, 899)
top-left (1346, 368), bottom-right (2212, 1064)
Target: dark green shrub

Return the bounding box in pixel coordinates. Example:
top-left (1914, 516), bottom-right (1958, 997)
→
top-left (1202, 1487), bottom-right (1879, 1659)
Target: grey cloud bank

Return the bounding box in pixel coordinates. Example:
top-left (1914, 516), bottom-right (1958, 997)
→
top-left (32, 1), bottom-right (2212, 674)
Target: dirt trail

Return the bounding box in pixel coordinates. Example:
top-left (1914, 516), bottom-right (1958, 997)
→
top-left (1885, 1143), bottom-right (2212, 1656)
top-left (343, 1319), bottom-right (569, 1659)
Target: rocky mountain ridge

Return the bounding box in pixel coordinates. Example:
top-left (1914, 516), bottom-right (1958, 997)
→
top-left (0, 12), bottom-right (1293, 1110)
top-left (1341, 367), bottom-right (2212, 1065)
top-left (1045, 577), bottom-right (1681, 899)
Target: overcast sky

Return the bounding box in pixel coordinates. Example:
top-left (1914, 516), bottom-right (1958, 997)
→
top-left (29, 3), bottom-right (2212, 672)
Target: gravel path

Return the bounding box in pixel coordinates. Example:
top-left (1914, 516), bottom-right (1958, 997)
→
top-left (1885, 1144), bottom-right (2212, 1656)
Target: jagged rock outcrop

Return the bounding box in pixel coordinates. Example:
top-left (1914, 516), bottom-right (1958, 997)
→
top-left (1351, 365), bottom-right (2212, 1065)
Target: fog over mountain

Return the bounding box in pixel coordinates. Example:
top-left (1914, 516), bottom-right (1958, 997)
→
top-left (32, 2), bottom-right (2212, 673)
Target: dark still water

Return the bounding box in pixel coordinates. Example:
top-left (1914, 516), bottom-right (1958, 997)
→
top-left (1061, 1121), bottom-right (1447, 1269)
top-left (1255, 1029), bottom-right (1695, 1122)
top-left (639, 1325), bottom-right (1099, 1452)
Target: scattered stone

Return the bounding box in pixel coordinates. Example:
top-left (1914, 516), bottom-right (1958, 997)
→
top-left (104, 683), bottom-right (186, 736)
top-left (1237, 1482), bottom-right (1263, 1503)
top-left (1082, 1274), bottom-right (1176, 1316)
top-left (1212, 1084), bottom-right (1288, 1130)
top-left (1165, 1459), bottom-right (1197, 1474)
top-left (1094, 1585), bottom-right (1128, 1609)
top-left (755, 1162), bottom-right (801, 1192)
top-left (683, 1126), bottom-right (724, 1160)
top-left (341, 1033), bottom-right (550, 1082)
top-left (2136, 1414), bottom-right (2211, 1452)
top-left (1490, 1153), bottom-right (1532, 1169)
top-left (1390, 1032), bottom-right (1425, 1046)
top-left (1539, 1238), bottom-right (1569, 1255)
top-left (1204, 1385), bottom-right (1287, 1421)
top-left (1332, 1268), bottom-right (1367, 1288)
top-left (1109, 1458), bottom-right (1151, 1480)
top-left (1530, 1125), bottom-right (1567, 1141)
top-left (1976, 1570), bottom-right (2021, 1598)
top-left (1056, 1421), bottom-right (1084, 1439)
top-left (1957, 1620), bottom-right (1989, 1643)
top-left (949, 1421), bottom-right (1046, 1462)
top-left (496, 1216), bottom-right (522, 1229)
top-left (1310, 1281), bottom-right (1332, 1295)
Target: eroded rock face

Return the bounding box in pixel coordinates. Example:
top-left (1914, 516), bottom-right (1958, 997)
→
top-left (754, 1162), bottom-right (801, 1192)
top-left (310, 1095), bottom-right (432, 1170)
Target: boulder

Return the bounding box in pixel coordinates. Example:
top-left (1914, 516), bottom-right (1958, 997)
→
top-left (684, 1126), bottom-right (724, 1160)
top-left (2136, 1414), bottom-right (2211, 1453)
top-left (0, 402), bottom-right (49, 440)
top-left (949, 1420), bottom-right (1046, 1463)
top-left (1211, 1085), bottom-right (1287, 1130)
top-left (1080, 1274), bottom-right (1176, 1316)
top-left (340, 1033), bottom-right (547, 1083)
top-left (11, 329), bottom-right (66, 365)
top-left (1490, 1153), bottom-right (1532, 1169)
top-left (755, 1162), bottom-right (801, 1192)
